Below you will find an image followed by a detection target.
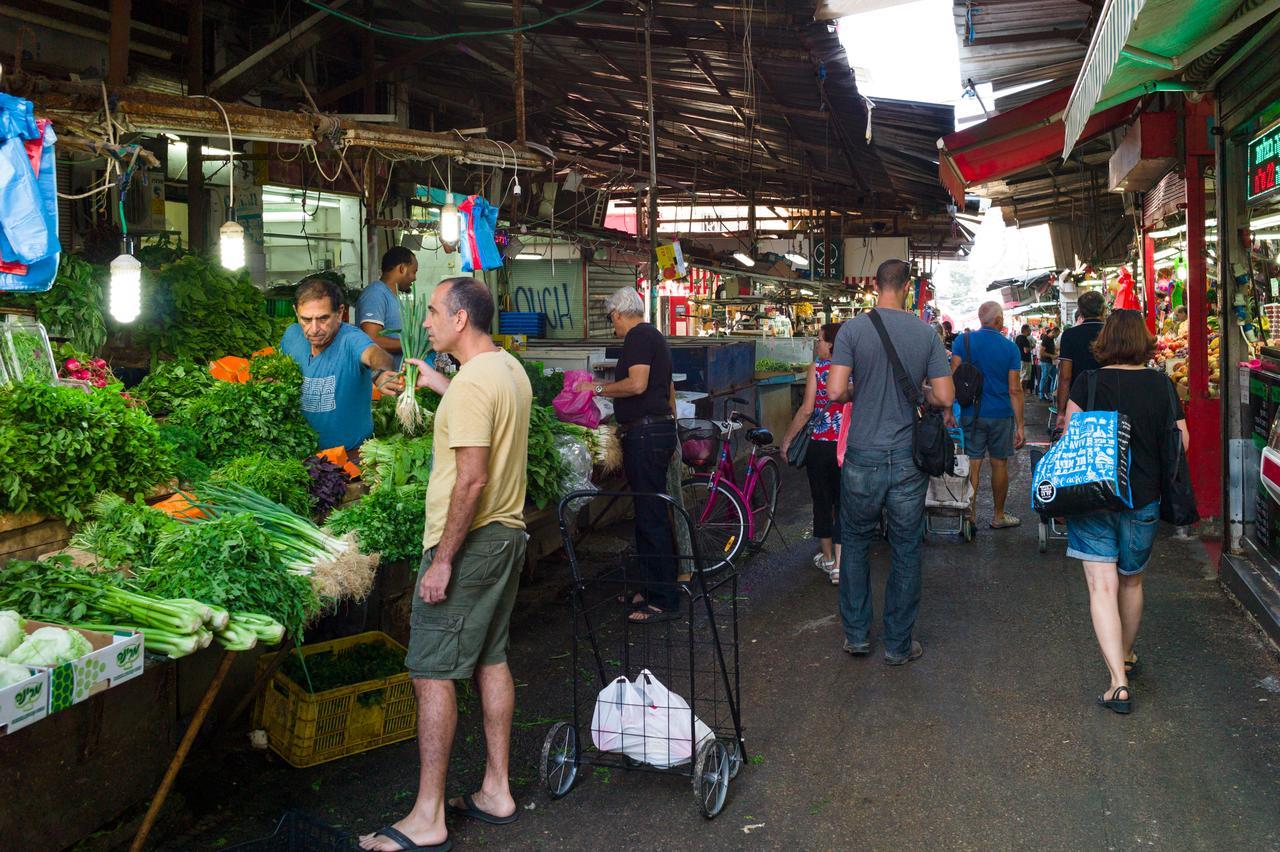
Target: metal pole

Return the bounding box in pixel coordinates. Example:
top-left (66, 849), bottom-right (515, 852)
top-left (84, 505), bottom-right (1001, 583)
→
top-left (186, 0), bottom-right (206, 252)
top-left (645, 0), bottom-right (660, 330)
top-left (513, 0), bottom-right (526, 146)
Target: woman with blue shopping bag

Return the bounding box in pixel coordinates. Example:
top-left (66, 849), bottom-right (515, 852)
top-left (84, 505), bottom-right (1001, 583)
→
top-left (1055, 311), bottom-right (1190, 715)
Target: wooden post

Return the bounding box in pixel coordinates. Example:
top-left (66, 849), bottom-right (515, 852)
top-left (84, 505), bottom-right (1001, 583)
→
top-left (513, 0), bottom-right (526, 145)
top-left (108, 0), bottom-right (132, 87)
top-left (362, 1), bottom-right (376, 113)
top-left (186, 0), bottom-right (207, 252)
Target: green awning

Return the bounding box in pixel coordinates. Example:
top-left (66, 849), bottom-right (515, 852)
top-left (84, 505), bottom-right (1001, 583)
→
top-left (1063, 0), bottom-right (1280, 156)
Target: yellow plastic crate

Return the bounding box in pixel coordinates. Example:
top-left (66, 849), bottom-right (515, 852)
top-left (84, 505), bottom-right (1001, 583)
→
top-left (252, 631), bottom-right (417, 768)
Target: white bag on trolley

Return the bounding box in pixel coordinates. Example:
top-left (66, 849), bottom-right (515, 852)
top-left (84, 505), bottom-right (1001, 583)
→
top-left (590, 668), bottom-right (714, 768)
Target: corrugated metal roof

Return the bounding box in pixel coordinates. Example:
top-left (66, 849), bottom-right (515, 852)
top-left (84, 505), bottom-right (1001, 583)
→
top-left (953, 0), bottom-right (1097, 95)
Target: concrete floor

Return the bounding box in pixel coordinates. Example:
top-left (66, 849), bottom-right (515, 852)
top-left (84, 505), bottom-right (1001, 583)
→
top-left (164, 399), bottom-right (1280, 851)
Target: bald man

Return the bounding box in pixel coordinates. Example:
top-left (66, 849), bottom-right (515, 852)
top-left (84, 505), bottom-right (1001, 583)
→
top-left (951, 301), bottom-right (1025, 529)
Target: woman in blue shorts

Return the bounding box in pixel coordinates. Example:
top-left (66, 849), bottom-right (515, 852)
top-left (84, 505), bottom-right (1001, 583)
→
top-left (1061, 310), bottom-right (1188, 715)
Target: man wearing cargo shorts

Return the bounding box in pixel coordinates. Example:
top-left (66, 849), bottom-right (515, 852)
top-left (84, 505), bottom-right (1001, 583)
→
top-left (360, 277), bottom-right (532, 852)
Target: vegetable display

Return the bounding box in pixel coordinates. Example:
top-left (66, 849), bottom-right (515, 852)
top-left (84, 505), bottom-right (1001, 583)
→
top-left (7, 626), bottom-right (92, 667)
top-left (0, 660), bottom-right (32, 687)
top-left (517, 356), bottom-right (562, 408)
top-left (396, 284), bottom-right (431, 433)
top-left (305, 456), bottom-right (350, 519)
top-left (170, 379), bottom-right (316, 467)
top-left (0, 380), bottom-right (174, 522)
top-left (0, 255), bottom-right (108, 356)
top-left (0, 611), bottom-right (23, 657)
top-left (137, 255), bottom-right (274, 363)
top-left (358, 435), bottom-right (433, 491)
top-left (158, 423), bottom-right (211, 485)
top-left (69, 493), bottom-right (179, 571)
top-left (327, 483), bottom-right (427, 563)
top-left (282, 640), bottom-right (403, 693)
top-left (133, 358), bottom-right (215, 417)
top-left (527, 405), bottom-right (569, 509)
top-left (209, 454), bottom-right (313, 517)
top-left (249, 351), bottom-right (303, 390)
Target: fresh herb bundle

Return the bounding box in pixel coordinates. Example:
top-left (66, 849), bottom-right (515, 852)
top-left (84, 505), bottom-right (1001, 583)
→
top-left (304, 456), bottom-right (350, 519)
top-left (134, 358), bottom-right (215, 417)
top-left (396, 283), bottom-right (432, 433)
top-left (170, 380), bottom-right (316, 467)
top-left (69, 493), bottom-right (180, 570)
top-left (326, 483), bottom-right (427, 562)
top-left (137, 255), bottom-right (274, 363)
top-left (358, 434), bottom-right (433, 491)
top-left (209, 453), bottom-right (313, 517)
top-left (249, 351), bottom-right (303, 391)
top-left (0, 256), bottom-right (108, 356)
top-left (282, 641), bottom-right (404, 694)
top-left (516, 356), bottom-right (562, 408)
top-left (158, 423), bottom-right (211, 485)
top-left (527, 405), bottom-right (569, 509)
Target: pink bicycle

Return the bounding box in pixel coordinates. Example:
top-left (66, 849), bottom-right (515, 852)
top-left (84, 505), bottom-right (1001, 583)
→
top-left (678, 397), bottom-right (782, 575)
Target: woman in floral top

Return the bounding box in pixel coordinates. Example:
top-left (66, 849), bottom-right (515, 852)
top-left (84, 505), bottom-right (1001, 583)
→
top-left (782, 322), bottom-right (845, 584)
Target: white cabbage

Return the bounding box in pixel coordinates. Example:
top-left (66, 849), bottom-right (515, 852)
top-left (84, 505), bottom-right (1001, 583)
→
top-left (0, 611), bottom-right (23, 657)
top-left (7, 626), bottom-right (92, 667)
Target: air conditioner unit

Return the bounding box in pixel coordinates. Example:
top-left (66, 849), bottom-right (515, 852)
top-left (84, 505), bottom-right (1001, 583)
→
top-left (1109, 112), bottom-right (1177, 193)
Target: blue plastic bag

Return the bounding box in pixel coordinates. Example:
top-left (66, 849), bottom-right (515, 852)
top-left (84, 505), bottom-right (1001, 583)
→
top-left (1032, 409), bottom-right (1133, 516)
top-left (0, 112), bottom-right (60, 292)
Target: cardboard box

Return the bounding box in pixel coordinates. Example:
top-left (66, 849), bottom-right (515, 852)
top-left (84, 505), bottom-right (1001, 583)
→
top-left (16, 622), bottom-right (144, 715)
top-left (492, 333), bottom-right (527, 352)
top-left (0, 666), bottom-right (49, 735)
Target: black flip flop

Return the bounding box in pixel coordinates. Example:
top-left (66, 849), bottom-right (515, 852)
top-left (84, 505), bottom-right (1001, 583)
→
top-left (358, 825), bottom-right (452, 851)
top-left (628, 605), bottom-right (681, 624)
top-left (1097, 685), bottom-right (1132, 715)
top-left (446, 794), bottom-right (519, 825)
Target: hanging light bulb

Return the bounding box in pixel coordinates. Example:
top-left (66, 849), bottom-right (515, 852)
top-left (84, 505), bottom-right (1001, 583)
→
top-left (220, 220), bottom-right (246, 270)
top-left (109, 243), bottom-right (142, 323)
top-left (1177, 259), bottom-right (1188, 281)
top-left (439, 195), bottom-right (461, 248)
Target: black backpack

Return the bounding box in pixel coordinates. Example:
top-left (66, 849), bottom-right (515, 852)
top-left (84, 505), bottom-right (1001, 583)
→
top-left (953, 332), bottom-right (984, 415)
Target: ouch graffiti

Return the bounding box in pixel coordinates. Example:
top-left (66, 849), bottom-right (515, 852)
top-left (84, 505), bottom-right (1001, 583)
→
top-left (513, 282), bottom-right (576, 330)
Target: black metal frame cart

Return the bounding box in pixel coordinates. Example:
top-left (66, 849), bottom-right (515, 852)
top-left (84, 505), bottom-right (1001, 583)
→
top-left (540, 491), bottom-right (747, 818)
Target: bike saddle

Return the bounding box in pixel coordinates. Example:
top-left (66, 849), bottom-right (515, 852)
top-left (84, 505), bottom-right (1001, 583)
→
top-left (745, 427), bottom-right (774, 446)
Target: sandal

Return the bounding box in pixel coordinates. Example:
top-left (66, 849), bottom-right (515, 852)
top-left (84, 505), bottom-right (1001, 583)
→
top-left (1097, 685), bottom-right (1132, 715)
top-left (615, 592), bottom-right (647, 609)
top-left (1125, 655), bottom-right (1140, 677)
top-left (812, 553), bottom-right (835, 574)
top-left (628, 604), bottom-right (681, 624)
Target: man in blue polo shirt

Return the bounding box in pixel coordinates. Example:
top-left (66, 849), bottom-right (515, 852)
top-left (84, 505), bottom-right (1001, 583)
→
top-left (951, 301), bottom-right (1025, 529)
top-left (282, 276), bottom-right (404, 452)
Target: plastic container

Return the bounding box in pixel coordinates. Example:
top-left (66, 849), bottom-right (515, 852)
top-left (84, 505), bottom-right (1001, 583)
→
top-left (252, 631), bottom-right (416, 768)
top-left (227, 811), bottom-right (349, 851)
top-left (0, 318), bottom-right (56, 384)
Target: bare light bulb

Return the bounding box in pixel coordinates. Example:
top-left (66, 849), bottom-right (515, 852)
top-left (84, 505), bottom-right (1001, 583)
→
top-left (109, 253), bottom-right (142, 323)
top-left (220, 220), bottom-right (246, 270)
top-left (440, 197), bottom-right (461, 248)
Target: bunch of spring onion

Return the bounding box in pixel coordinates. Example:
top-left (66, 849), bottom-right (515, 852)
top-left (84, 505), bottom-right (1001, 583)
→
top-left (551, 421), bottom-right (624, 472)
top-left (396, 281), bottom-right (432, 433)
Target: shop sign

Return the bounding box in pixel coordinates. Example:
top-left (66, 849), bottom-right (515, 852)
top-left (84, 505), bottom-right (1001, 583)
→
top-left (1247, 120), bottom-right (1280, 205)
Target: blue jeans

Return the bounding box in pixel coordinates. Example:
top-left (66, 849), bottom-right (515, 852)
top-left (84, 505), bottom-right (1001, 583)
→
top-left (837, 446), bottom-right (929, 657)
top-left (1039, 362), bottom-right (1057, 398)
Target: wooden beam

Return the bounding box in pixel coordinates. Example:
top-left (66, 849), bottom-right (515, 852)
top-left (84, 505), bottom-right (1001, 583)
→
top-left (513, 0), bottom-right (526, 145)
top-left (316, 51), bottom-right (429, 108)
top-left (186, 0), bottom-right (206, 252)
top-left (208, 0), bottom-right (350, 96)
top-left (107, 0), bottom-right (131, 86)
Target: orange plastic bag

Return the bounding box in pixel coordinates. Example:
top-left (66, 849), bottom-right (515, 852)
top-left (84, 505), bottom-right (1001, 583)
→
top-left (209, 355), bottom-right (251, 383)
top-left (317, 446), bottom-right (362, 479)
top-left (153, 492), bottom-right (205, 520)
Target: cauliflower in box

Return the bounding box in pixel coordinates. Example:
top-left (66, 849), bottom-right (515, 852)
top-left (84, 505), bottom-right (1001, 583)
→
top-left (7, 626), bottom-right (93, 667)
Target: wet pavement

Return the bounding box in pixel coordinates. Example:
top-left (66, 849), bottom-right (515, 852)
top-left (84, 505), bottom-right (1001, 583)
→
top-left (164, 399), bottom-right (1280, 851)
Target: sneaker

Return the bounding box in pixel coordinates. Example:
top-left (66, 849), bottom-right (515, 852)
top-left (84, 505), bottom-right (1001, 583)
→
top-left (842, 638), bottom-right (871, 656)
top-left (885, 640), bottom-right (924, 666)
top-left (829, 567), bottom-right (840, 585)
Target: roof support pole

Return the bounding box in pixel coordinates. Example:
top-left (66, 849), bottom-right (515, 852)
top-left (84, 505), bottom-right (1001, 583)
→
top-left (186, 0), bottom-right (207, 252)
top-left (513, 0), bottom-right (526, 145)
top-left (1142, 227), bottom-right (1156, 334)
top-left (645, 0), bottom-right (660, 330)
top-left (107, 0), bottom-right (131, 87)
top-left (1184, 105), bottom-right (1220, 519)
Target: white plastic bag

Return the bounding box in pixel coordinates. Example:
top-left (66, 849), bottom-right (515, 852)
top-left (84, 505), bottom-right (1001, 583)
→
top-left (632, 669), bottom-right (715, 768)
top-left (590, 676), bottom-right (644, 755)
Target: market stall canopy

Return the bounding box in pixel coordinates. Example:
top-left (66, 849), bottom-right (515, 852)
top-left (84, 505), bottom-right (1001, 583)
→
top-left (937, 85), bottom-right (1139, 205)
top-left (1062, 0), bottom-right (1280, 156)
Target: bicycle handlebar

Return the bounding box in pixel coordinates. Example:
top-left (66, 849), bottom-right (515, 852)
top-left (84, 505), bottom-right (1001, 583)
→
top-left (730, 411), bottom-right (759, 427)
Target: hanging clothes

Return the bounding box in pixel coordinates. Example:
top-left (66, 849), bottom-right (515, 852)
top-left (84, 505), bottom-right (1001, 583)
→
top-left (1112, 266), bottom-right (1141, 312)
top-left (0, 93), bottom-right (60, 292)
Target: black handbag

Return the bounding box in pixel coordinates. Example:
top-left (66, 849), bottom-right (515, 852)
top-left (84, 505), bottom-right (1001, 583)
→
top-left (868, 310), bottom-right (954, 478)
top-left (1158, 376), bottom-right (1199, 526)
top-left (786, 410), bottom-right (821, 468)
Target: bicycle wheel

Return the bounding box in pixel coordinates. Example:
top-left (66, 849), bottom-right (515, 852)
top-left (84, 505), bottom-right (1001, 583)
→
top-left (681, 477), bottom-right (747, 575)
top-left (746, 456), bottom-right (781, 549)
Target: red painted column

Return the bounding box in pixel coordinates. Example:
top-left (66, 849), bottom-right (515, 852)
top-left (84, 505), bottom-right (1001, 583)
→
top-left (1142, 229), bottom-right (1157, 334)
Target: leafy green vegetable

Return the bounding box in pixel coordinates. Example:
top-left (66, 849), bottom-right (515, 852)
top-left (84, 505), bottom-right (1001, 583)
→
top-left (170, 380), bottom-right (316, 467)
top-left (133, 358), bottom-right (215, 417)
top-left (249, 351), bottom-right (303, 391)
top-left (209, 454), bottom-right (312, 517)
top-left (0, 380), bottom-right (174, 522)
top-left (515, 356), bottom-right (562, 408)
top-left (372, 387), bottom-right (440, 438)
top-left (69, 493), bottom-right (180, 570)
top-left (527, 405), bottom-right (568, 509)
top-left (0, 256), bottom-right (108, 356)
top-left (0, 661), bottom-right (32, 687)
top-left (326, 483), bottom-right (427, 562)
top-left (8, 626), bottom-right (92, 666)
top-left (358, 435), bottom-right (433, 491)
top-left (282, 640), bottom-right (404, 694)
top-left (754, 358), bottom-right (792, 373)
top-left (0, 611), bottom-right (23, 657)
top-left (158, 423), bottom-right (211, 484)
top-left (137, 255), bottom-right (274, 363)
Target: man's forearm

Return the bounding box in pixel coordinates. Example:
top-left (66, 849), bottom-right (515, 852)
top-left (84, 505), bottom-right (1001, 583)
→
top-left (432, 477), bottom-right (487, 567)
top-left (374, 335), bottom-right (403, 354)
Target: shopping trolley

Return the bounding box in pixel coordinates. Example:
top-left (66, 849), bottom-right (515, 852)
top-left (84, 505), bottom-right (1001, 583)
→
top-left (540, 491), bottom-right (746, 819)
top-left (1029, 443), bottom-right (1069, 553)
top-left (924, 418), bottom-right (976, 542)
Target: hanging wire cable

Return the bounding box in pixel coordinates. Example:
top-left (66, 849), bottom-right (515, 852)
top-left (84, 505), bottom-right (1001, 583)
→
top-left (301, 0), bottom-right (606, 41)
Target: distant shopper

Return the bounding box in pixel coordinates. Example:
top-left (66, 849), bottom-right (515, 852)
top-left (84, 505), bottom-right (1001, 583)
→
top-left (782, 321), bottom-right (846, 585)
top-left (1055, 290), bottom-right (1107, 428)
top-left (1038, 326), bottom-right (1059, 400)
top-left (1061, 310), bottom-right (1189, 715)
top-left (828, 260), bottom-right (955, 665)
top-left (357, 246), bottom-right (419, 369)
top-left (282, 276), bottom-right (403, 452)
top-left (1014, 324), bottom-right (1034, 389)
top-left (941, 320), bottom-right (957, 351)
top-left (952, 301), bottom-right (1025, 530)
top-left (578, 287), bottom-right (678, 623)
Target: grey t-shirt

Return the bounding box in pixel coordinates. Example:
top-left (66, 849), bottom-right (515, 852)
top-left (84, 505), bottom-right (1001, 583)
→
top-left (831, 308), bottom-right (952, 450)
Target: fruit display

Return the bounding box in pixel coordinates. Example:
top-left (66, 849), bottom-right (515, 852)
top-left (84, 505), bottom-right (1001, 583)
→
top-left (1156, 329), bottom-right (1220, 399)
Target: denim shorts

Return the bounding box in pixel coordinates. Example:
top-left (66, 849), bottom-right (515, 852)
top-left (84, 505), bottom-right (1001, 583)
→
top-left (1066, 500), bottom-right (1160, 575)
top-left (963, 416), bottom-right (1014, 459)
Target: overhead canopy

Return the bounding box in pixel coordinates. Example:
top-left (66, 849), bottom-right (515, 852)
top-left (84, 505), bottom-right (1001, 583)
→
top-left (937, 85), bottom-right (1139, 205)
top-left (1062, 0), bottom-right (1280, 155)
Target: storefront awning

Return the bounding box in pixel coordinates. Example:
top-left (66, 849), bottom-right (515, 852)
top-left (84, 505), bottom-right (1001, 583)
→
top-left (937, 86), bottom-right (1138, 205)
top-left (1062, 0), bottom-right (1280, 156)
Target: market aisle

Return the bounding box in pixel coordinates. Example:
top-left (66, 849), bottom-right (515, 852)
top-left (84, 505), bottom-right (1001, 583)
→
top-left (168, 400), bottom-right (1280, 850)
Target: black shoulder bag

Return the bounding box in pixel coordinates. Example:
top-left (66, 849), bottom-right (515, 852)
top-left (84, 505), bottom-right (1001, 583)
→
top-left (868, 310), bottom-right (954, 477)
top-left (1158, 374), bottom-right (1198, 526)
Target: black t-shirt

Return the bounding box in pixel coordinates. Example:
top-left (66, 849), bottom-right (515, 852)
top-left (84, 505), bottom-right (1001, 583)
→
top-left (1069, 368), bottom-right (1185, 509)
top-left (1059, 320), bottom-right (1104, 374)
top-left (614, 322), bottom-right (673, 423)
top-left (1015, 334), bottom-right (1033, 363)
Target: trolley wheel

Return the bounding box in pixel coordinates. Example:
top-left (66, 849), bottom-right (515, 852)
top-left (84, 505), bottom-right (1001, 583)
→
top-left (693, 738), bottom-right (731, 818)
top-left (961, 518), bottom-right (975, 542)
top-left (1037, 522), bottom-right (1048, 554)
top-left (539, 722), bottom-right (579, 799)
top-left (725, 738), bottom-right (744, 780)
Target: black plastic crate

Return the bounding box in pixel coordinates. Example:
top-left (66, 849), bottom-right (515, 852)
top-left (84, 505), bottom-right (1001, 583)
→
top-left (227, 812), bottom-right (349, 851)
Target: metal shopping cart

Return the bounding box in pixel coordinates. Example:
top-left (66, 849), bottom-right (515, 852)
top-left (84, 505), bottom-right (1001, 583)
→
top-left (924, 415), bottom-right (977, 542)
top-left (540, 491), bottom-right (747, 819)
top-left (1029, 443), bottom-right (1069, 553)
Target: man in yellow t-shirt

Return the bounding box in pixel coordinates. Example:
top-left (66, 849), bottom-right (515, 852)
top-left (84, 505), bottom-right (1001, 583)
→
top-left (359, 277), bottom-right (531, 852)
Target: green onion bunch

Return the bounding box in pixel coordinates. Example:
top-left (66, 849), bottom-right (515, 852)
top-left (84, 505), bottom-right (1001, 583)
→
top-left (396, 282), bottom-right (432, 434)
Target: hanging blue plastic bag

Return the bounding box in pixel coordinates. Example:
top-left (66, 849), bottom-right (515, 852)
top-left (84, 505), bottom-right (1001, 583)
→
top-left (1032, 377), bottom-right (1133, 516)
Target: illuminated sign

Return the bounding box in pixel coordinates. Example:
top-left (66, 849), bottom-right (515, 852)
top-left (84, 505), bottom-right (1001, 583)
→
top-left (1248, 120), bottom-right (1280, 205)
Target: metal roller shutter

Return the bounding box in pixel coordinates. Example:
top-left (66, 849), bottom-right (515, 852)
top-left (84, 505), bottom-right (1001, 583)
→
top-left (505, 260), bottom-right (587, 340)
top-left (585, 261), bottom-right (640, 339)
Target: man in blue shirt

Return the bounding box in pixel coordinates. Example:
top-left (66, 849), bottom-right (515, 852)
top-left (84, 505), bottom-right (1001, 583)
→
top-left (356, 246), bottom-right (419, 368)
top-left (282, 276), bottom-right (404, 452)
top-left (951, 301), bottom-right (1025, 529)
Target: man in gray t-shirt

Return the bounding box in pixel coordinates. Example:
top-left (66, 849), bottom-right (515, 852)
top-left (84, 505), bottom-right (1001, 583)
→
top-left (827, 259), bottom-right (955, 666)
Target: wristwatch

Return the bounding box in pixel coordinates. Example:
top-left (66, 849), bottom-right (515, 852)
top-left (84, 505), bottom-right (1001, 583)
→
top-left (594, 384), bottom-right (605, 395)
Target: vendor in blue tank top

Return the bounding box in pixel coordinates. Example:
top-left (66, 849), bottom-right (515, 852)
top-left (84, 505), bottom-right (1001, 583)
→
top-left (281, 276), bottom-right (405, 452)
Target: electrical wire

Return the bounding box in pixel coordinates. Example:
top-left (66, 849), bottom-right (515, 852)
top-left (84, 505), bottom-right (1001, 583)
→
top-left (301, 0), bottom-right (606, 42)
top-left (191, 94), bottom-right (236, 209)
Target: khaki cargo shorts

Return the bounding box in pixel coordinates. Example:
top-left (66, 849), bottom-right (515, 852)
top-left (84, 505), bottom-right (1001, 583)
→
top-left (407, 522), bottom-right (527, 680)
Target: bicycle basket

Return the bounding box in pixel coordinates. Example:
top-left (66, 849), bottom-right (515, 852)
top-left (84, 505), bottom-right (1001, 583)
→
top-left (678, 418), bottom-right (719, 467)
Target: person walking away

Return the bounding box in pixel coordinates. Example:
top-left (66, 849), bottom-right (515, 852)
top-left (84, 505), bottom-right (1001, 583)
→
top-left (1055, 291), bottom-right (1107, 430)
top-left (941, 320), bottom-right (957, 351)
top-left (1014, 324), bottom-right (1034, 390)
top-left (1038, 326), bottom-right (1058, 400)
top-left (1060, 310), bottom-right (1188, 715)
top-left (281, 277), bottom-right (404, 454)
top-left (577, 287), bottom-right (679, 623)
top-left (828, 260), bottom-right (955, 665)
top-left (952, 302), bottom-right (1025, 530)
top-left (781, 321), bottom-right (845, 585)
top-left (359, 277), bottom-right (531, 852)
top-left (357, 246), bottom-right (419, 368)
